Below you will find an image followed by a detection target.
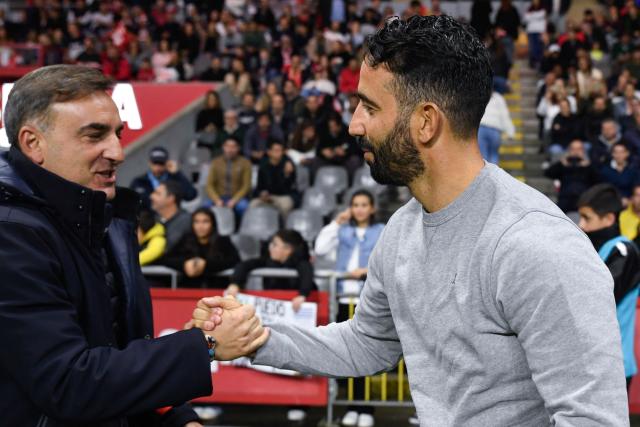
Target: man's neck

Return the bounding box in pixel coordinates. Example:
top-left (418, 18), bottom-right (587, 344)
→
top-left (159, 205), bottom-right (179, 222)
top-left (408, 139), bottom-right (485, 213)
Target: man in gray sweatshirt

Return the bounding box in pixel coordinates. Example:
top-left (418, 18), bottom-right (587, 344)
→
top-left (193, 15), bottom-right (628, 426)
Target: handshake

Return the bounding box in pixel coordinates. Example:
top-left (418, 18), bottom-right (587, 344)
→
top-left (186, 296), bottom-right (270, 361)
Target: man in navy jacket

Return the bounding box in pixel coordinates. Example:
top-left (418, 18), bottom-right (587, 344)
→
top-left (0, 65), bottom-right (267, 426)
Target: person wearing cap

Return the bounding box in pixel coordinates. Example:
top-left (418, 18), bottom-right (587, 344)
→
top-left (130, 146), bottom-right (197, 209)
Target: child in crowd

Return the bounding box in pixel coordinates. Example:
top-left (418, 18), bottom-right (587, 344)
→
top-left (137, 210), bottom-right (166, 266)
top-left (578, 183), bottom-right (640, 390)
top-left (162, 207), bottom-right (239, 288)
top-left (314, 189), bottom-right (384, 427)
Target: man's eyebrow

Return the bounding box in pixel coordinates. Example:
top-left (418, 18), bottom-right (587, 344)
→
top-left (357, 91), bottom-right (380, 109)
top-left (77, 123), bottom-right (111, 135)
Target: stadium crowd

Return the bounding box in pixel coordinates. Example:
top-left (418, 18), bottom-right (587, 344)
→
top-left (3, 0), bottom-right (640, 425)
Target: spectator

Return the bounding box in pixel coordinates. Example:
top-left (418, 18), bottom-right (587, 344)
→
top-left (537, 78), bottom-right (577, 140)
top-left (494, 0), bottom-right (521, 65)
top-left (339, 57), bottom-right (361, 95)
top-left (196, 90), bottom-right (224, 150)
top-left (300, 94), bottom-right (329, 129)
top-left (544, 139), bottom-right (599, 212)
top-left (599, 142), bottom-right (640, 201)
top-left (224, 57), bottom-right (252, 100)
top-left (584, 96), bottom-right (612, 144)
top-left (524, 0), bottom-right (547, 68)
top-left (613, 82), bottom-right (639, 123)
top-left (270, 93), bottom-right (295, 141)
top-left (283, 79), bottom-right (306, 120)
top-left (162, 208), bottom-right (239, 288)
top-left (288, 120), bottom-right (320, 168)
top-left (577, 184), bottom-right (640, 390)
top-left (150, 180), bottom-right (192, 255)
top-left (238, 92), bottom-right (258, 129)
top-left (226, 229), bottom-right (315, 311)
top-left (215, 109), bottom-right (246, 155)
top-left (151, 39), bottom-right (179, 82)
top-left (550, 98), bottom-right (583, 156)
top-left (316, 113), bottom-right (363, 179)
top-left (622, 104), bottom-right (640, 154)
top-left (129, 146), bottom-right (197, 209)
top-left (620, 184), bottom-right (640, 240)
top-left (576, 56), bottom-right (604, 101)
top-left (243, 112), bottom-right (285, 163)
top-left (137, 210), bottom-right (166, 267)
top-left (470, 0), bottom-right (492, 41)
top-left (591, 119), bottom-right (623, 167)
top-left (625, 46), bottom-right (640, 83)
top-left (205, 137), bottom-right (252, 218)
top-left (250, 140), bottom-right (298, 218)
top-left (200, 56), bottom-right (227, 81)
top-left (314, 189), bottom-right (384, 427)
top-left (102, 44), bottom-right (132, 81)
top-left (76, 36), bottom-right (101, 68)
top-left (478, 90), bottom-right (515, 164)
top-left (135, 58), bottom-right (155, 81)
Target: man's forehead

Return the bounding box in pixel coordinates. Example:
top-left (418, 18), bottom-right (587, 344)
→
top-left (358, 61), bottom-right (393, 98)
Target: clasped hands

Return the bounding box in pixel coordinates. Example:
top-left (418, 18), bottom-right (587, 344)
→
top-left (188, 296), bottom-right (270, 361)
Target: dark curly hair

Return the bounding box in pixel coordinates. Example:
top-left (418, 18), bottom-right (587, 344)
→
top-left (364, 15), bottom-right (493, 139)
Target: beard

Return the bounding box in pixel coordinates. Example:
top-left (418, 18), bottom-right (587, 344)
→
top-left (358, 113), bottom-right (424, 186)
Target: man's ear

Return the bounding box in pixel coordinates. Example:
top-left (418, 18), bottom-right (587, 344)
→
top-left (17, 125), bottom-right (45, 165)
top-left (604, 212), bottom-right (617, 228)
top-left (416, 102), bottom-right (442, 147)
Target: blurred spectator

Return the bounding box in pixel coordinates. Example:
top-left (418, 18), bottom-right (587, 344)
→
top-left (250, 140), bottom-right (298, 218)
top-left (614, 83), bottom-right (640, 123)
top-left (524, 0), bottom-right (547, 68)
top-left (550, 98), bottom-right (583, 156)
top-left (243, 112), bottom-right (285, 163)
top-left (314, 189), bottom-right (384, 427)
top-left (238, 92), bottom-right (258, 128)
top-left (591, 118), bottom-right (623, 167)
top-left (338, 57), bottom-right (361, 95)
top-left (599, 142), bottom-right (640, 200)
top-left (620, 184), bottom-right (640, 240)
top-left (625, 46), bottom-right (640, 83)
top-left (215, 109), bottom-right (246, 154)
top-left (544, 139), bottom-right (599, 212)
top-left (151, 39), bottom-right (179, 82)
top-left (283, 79), bottom-right (306, 119)
top-left (224, 57), bottom-right (252, 100)
top-left (470, 0), bottom-right (492, 41)
top-left (205, 137), bottom-right (252, 217)
top-left (136, 58), bottom-right (155, 81)
top-left (537, 78), bottom-right (577, 141)
top-left (270, 93), bottom-right (295, 141)
top-left (150, 180), bottom-right (192, 254)
top-left (478, 90), bottom-right (515, 164)
top-left (623, 106), bottom-right (640, 154)
top-left (102, 44), bottom-right (132, 81)
top-left (200, 56), bottom-right (227, 81)
top-left (162, 208), bottom-right (239, 288)
top-left (301, 94), bottom-right (329, 129)
top-left (584, 96), bottom-right (612, 144)
top-left (130, 146), bottom-right (197, 209)
top-left (76, 37), bottom-right (101, 67)
top-left (577, 184), bottom-right (640, 390)
top-left (196, 90), bottom-right (224, 150)
top-left (576, 56), bottom-right (604, 101)
top-left (495, 0), bottom-right (521, 65)
top-left (137, 210), bottom-right (166, 267)
top-left (226, 229), bottom-right (315, 312)
top-left (288, 120), bottom-right (320, 168)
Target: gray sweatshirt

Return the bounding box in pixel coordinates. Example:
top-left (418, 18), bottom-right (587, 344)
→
top-left (254, 163), bottom-right (628, 426)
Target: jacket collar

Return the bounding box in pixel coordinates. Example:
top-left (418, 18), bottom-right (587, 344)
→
top-left (3, 146), bottom-right (140, 248)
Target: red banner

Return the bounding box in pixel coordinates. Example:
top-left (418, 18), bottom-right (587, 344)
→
top-left (151, 288), bottom-right (329, 406)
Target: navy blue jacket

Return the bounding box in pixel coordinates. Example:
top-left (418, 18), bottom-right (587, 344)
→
top-left (0, 148), bottom-right (212, 426)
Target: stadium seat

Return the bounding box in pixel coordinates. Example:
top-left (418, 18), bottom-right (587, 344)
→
top-left (296, 164), bottom-right (310, 192)
top-left (314, 166), bottom-right (349, 195)
top-left (211, 206), bottom-right (236, 236)
top-left (238, 205), bottom-right (280, 241)
top-left (180, 140), bottom-right (211, 183)
top-left (286, 209), bottom-right (324, 243)
top-left (302, 187), bottom-right (337, 217)
top-left (230, 234), bottom-right (261, 261)
top-left (353, 164), bottom-right (385, 194)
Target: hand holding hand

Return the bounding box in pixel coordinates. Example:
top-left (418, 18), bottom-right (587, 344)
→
top-left (349, 267), bottom-right (368, 280)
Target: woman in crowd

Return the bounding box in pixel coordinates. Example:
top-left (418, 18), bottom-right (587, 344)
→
top-left (314, 189), bottom-right (384, 427)
top-left (163, 208), bottom-right (239, 288)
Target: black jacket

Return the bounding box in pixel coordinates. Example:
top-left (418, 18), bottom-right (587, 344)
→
top-left (544, 160), bottom-right (600, 212)
top-left (230, 256), bottom-right (316, 297)
top-left (0, 148), bottom-right (212, 426)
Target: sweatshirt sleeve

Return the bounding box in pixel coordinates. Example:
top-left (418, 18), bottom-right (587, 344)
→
top-left (253, 229), bottom-right (403, 377)
top-left (139, 235), bottom-right (167, 266)
top-left (491, 212), bottom-right (628, 426)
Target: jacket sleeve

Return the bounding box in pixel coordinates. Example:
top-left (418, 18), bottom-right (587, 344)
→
top-left (543, 161), bottom-right (563, 179)
top-left (295, 260), bottom-right (315, 297)
top-left (229, 258), bottom-right (267, 286)
top-left (233, 161), bottom-right (252, 201)
top-left (204, 237), bottom-right (241, 276)
top-left (0, 223), bottom-right (213, 423)
top-left (139, 235), bottom-right (167, 266)
top-left (605, 242), bottom-right (640, 304)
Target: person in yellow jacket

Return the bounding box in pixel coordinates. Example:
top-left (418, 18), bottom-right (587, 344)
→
top-left (138, 210), bottom-right (167, 266)
top-left (620, 185), bottom-right (640, 240)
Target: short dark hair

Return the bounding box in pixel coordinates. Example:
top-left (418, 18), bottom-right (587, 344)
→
top-left (161, 180), bottom-right (183, 206)
top-left (4, 65), bottom-right (114, 148)
top-left (191, 207), bottom-right (218, 237)
top-left (139, 210), bottom-right (157, 233)
top-left (577, 184), bottom-right (623, 217)
top-left (267, 138), bottom-right (285, 150)
top-left (363, 15), bottom-right (492, 139)
top-left (273, 229), bottom-right (310, 262)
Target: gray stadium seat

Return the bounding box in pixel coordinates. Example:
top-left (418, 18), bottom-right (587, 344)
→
top-left (314, 166), bottom-right (348, 195)
top-left (238, 205), bottom-right (280, 241)
top-left (286, 209), bottom-right (324, 243)
top-left (231, 234), bottom-right (261, 261)
top-left (302, 187), bottom-right (337, 217)
top-left (211, 206), bottom-right (235, 236)
top-left (296, 164), bottom-right (310, 192)
top-left (353, 164), bottom-right (385, 194)
top-left (180, 140), bottom-right (211, 183)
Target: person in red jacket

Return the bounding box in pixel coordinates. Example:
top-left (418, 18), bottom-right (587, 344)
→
top-left (339, 57), bottom-right (360, 95)
top-left (102, 44), bottom-right (132, 81)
